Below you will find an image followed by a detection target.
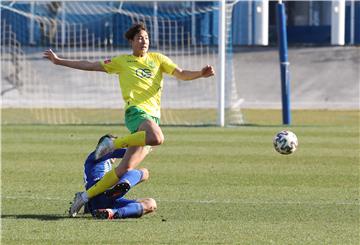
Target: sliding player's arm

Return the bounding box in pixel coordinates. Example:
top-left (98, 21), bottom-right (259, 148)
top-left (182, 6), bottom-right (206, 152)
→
top-left (43, 49), bottom-right (105, 72)
top-left (172, 65), bottom-right (215, 81)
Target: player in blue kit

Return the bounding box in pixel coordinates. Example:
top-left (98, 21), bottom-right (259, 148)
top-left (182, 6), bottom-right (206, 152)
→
top-left (83, 134), bottom-right (157, 220)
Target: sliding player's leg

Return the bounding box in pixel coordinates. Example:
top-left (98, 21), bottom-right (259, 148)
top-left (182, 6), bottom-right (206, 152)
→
top-left (69, 146), bottom-right (149, 217)
top-left (87, 120), bottom-right (161, 199)
top-left (105, 168), bottom-right (149, 198)
top-left (69, 118), bottom-right (162, 217)
top-left (93, 197), bottom-right (157, 220)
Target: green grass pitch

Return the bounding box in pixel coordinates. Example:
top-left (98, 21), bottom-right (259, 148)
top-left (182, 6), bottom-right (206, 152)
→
top-left (1, 110), bottom-right (359, 244)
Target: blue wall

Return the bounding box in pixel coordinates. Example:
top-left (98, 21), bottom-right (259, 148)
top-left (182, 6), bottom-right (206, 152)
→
top-left (1, 1), bottom-right (359, 47)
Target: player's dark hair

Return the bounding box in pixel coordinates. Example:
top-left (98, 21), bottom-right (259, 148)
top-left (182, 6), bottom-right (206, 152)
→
top-left (124, 23), bottom-right (148, 41)
top-left (97, 134), bottom-right (117, 145)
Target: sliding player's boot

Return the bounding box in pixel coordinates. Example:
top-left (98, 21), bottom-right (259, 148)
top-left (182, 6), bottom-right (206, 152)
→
top-left (104, 182), bottom-right (131, 199)
top-left (93, 209), bottom-right (116, 220)
top-left (94, 135), bottom-right (114, 160)
top-left (68, 192), bottom-right (86, 217)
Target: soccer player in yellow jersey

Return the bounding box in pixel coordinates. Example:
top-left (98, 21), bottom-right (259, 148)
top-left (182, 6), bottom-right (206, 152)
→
top-left (44, 23), bottom-right (215, 217)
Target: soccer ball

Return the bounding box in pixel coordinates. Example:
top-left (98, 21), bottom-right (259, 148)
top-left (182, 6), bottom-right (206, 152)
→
top-left (273, 130), bottom-right (298, 155)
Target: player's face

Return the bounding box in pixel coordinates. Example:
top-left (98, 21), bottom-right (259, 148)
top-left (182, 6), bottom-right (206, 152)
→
top-left (131, 30), bottom-right (149, 57)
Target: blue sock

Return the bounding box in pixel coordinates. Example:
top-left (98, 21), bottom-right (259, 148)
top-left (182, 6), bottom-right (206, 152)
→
top-left (118, 169), bottom-right (143, 187)
top-left (116, 202), bottom-right (143, 219)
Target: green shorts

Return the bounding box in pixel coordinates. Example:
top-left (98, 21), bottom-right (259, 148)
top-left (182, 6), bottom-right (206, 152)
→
top-left (125, 106), bottom-right (160, 134)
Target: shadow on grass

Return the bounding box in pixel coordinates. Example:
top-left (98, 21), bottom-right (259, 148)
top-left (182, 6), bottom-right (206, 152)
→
top-left (1, 214), bottom-right (92, 221)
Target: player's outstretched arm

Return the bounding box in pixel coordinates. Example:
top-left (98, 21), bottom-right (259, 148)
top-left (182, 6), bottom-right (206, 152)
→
top-left (43, 49), bottom-right (105, 72)
top-left (172, 65), bottom-right (215, 81)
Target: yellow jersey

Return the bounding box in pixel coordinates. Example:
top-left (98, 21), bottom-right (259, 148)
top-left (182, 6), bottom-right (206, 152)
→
top-left (101, 52), bottom-right (177, 118)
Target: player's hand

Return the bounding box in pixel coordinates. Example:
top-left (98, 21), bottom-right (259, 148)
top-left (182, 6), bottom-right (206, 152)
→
top-left (201, 65), bottom-right (215, 78)
top-left (43, 49), bottom-right (60, 64)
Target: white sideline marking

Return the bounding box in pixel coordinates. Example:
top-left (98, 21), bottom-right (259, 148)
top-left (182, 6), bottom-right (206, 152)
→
top-left (2, 195), bottom-right (359, 206)
top-left (3, 195), bottom-right (66, 201)
top-left (160, 199), bottom-right (360, 206)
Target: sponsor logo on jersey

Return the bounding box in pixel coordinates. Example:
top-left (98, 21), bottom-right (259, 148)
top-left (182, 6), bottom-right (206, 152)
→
top-left (135, 68), bottom-right (152, 78)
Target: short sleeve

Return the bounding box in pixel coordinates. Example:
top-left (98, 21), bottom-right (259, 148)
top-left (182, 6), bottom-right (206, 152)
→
top-left (100, 56), bottom-right (121, 74)
top-left (157, 53), bottom-right (177, 75)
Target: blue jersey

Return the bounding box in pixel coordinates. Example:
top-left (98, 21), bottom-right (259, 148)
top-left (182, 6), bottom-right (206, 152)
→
top-left (83, 148), bottom-right (143, 216)
top-left (83, 149), bottom-right (127, 190)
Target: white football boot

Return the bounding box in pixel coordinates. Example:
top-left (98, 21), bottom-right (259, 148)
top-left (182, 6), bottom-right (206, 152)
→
top-left (68, 192), bottom-right (86, 217)
top-left (94, 136), bottom-right (114, 160)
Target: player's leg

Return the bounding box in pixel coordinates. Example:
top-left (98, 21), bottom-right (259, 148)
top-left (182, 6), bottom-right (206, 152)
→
top-left (137, 198), bottom-right (157, 215)
top-left (104, 168), bottom-right (149, 198)
top-left (85, 146), bottom-right (149, 199)
top-left (95, 108), bottom-right (163, 159)
top-left (70, 114), bottom-right (161, 217)
top-left (113, 120), bottom-right (163, 148)
top-left (94, 132), bottom-right (146, 159)
top-left (86, 120), bottom-right (160, 198)
top-left (93, 198), bottom-right (157, 220)
top-left (138, 167), bottom-right (150, 183)
top-left (69, 146), bottom-right (149, 217)
top-left (138, 119), bottom-right (164, 146)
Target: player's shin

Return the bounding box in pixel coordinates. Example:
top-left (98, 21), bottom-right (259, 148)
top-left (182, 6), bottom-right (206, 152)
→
top-left (113, 131), bottom-right (146, 148)
top-left (105, 169), bottom-right (143, 198)
top-left (115, 202), bottom-right (143, 219)
top-left (86, 168), bottom-right (119, 199)
top-left (119, 169), bottom-right (143, 187)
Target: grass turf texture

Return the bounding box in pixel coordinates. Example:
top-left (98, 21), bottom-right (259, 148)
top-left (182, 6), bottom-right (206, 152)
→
top-left (1, 110), bottom-right (359, 244)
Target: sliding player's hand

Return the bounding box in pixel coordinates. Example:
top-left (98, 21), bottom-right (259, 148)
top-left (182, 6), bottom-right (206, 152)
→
top-left (201, 65), bottom-right (215, 78)
top-left (43, 49), bottom-right (60, 65)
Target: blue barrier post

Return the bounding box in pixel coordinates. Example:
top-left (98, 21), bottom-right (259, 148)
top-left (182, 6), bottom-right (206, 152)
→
top-left (276, 0), bottom-right (291, 125)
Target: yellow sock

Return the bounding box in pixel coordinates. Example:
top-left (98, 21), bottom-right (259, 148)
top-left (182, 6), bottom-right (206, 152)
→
top-left (86, 168), bottom-right (119, 199)
top-left (113, 131), bottom-right (146, 149)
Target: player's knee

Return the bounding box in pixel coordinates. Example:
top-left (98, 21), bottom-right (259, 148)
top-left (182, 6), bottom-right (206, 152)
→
top-left (145, 198), bottom-right (157, 213)
top-left (140, 198), bottom-right (157, 214)
top-left (147, 132), bottom-right (164, 146)
top-left (139, 168), bottom-right (149, 181)
top-left (140, 120), bottom-right (164, 146)
top-left (156, 133), bottom-right (165, 145)
top-left (154, 132), bottom-right (164, 145)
